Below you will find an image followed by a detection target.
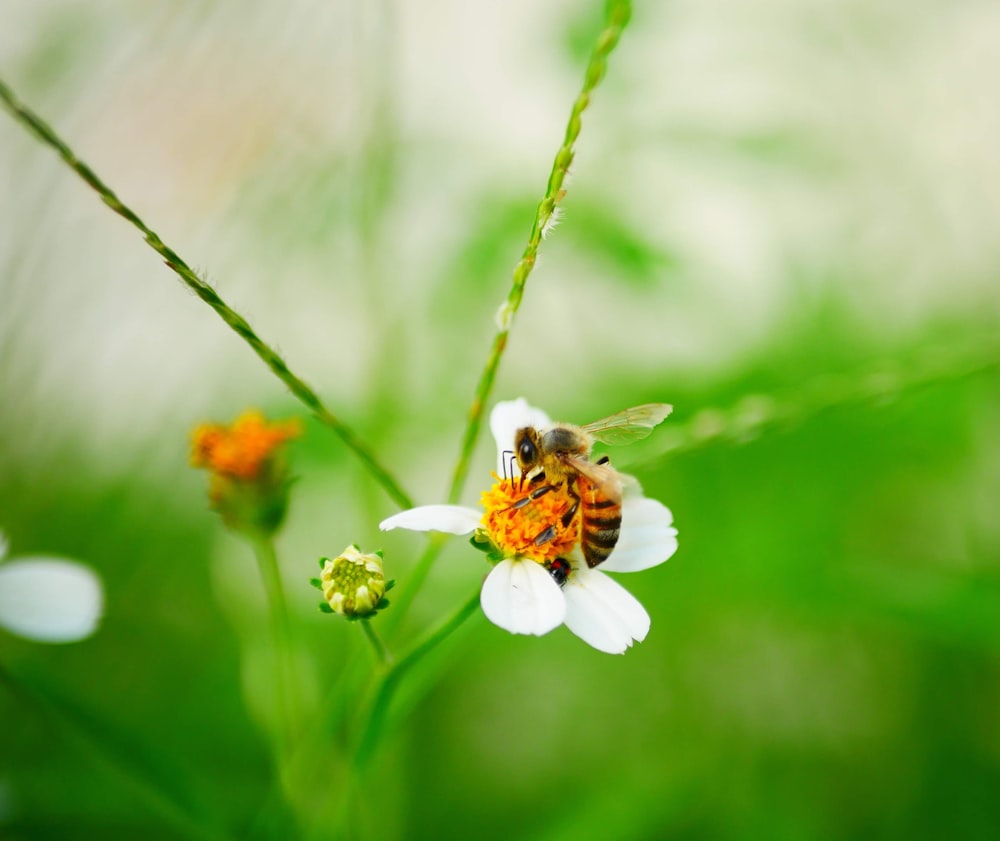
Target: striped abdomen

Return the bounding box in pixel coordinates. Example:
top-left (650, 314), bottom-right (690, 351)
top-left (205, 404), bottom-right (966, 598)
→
top-left (578, 477), bottom-right (622, 567)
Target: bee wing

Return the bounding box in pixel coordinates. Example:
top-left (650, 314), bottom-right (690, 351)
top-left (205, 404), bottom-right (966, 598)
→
top-left (559, 454), bottom-right (624, 503)
top-left (580, 403), bottom-right (673, 446)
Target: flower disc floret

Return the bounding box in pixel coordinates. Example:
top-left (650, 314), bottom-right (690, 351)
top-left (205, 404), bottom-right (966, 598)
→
top-left (480, 477), bottom-right (579, 564)
top-left (190, 409), bottom-right (301, 536)
top-left (191, 410), bottom-right (300, 481)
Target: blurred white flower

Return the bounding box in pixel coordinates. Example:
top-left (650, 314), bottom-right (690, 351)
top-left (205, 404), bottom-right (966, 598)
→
top-left (0, 531), bottom-right (104, 644)
top-left (380, 398), bottom-right (677, 654)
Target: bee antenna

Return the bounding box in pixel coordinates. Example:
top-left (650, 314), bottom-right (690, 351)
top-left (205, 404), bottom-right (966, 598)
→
top-left (501, 449), bottom-right (515, 481)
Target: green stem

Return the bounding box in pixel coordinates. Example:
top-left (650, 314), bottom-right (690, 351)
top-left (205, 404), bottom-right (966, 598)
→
top-left (0, 78), bottom-right (413, 512)
top-left (446, 0), bottom-right (632, 505)
top-left (360, 618), bottom-right (392, 665)
top-left (353, 589), bottom-right (481, 768)
top-left (251, 534), bottom-right (301, 755)
top-left (306, 589), bottom-right (479, 839)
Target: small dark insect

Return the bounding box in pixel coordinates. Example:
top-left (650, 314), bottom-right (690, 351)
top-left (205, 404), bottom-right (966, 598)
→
top-left (547, 557), bottom-right (571, 586)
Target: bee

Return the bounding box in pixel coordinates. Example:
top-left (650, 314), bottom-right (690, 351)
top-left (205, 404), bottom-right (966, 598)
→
top-left (512, 403), bottom-right (672, 568)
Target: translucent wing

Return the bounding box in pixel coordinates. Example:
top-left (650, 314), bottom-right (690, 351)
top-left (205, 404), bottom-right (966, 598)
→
top-left (580, 403), bottom-right (673, 446)
top-left (559, 455), bottom-right (624, 502)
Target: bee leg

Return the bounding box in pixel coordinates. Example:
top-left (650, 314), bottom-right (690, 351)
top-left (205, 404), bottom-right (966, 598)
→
top-left (560, 498), bottom-right (580, 529)
top-left (533, 524), bottom-right (557, 546)
top-left (509, 483), bottom-right (556, 510)
top-left (561, 476), bottom-right (582, 528)
top-left (528, 480), bottom-right (579, 543)
top-left (596, 455), bottom-right (610, 465)
top-left (532, 483), bottom-right (579, 543)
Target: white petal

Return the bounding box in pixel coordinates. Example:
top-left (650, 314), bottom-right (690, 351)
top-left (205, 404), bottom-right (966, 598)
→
top-left (600, 496), bottom-right (678, 573)
top-left (490, 398), bottom-right (552, 475)
top-left (562, 567), bottom-right (650, 654)
top-left (0, 558), bottom-right (104, 644)
top-left (480, 558), bottom-right (565, 636)
top-left (379, 505), bottom-right (481, 535)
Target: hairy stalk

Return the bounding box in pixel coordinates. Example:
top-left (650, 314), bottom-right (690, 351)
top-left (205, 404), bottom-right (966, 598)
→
top-left (446, 0), bottom-right (632, 504)
top-left (0, 78), bottom-right (413, 511)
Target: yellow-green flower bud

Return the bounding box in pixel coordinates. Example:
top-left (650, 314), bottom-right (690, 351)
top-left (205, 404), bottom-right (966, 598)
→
top-left (320, 545), bottom-right (386, 618)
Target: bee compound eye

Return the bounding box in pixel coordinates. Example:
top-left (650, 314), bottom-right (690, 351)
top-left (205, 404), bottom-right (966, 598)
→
top-left (518, 438), bottom-right (536, 463)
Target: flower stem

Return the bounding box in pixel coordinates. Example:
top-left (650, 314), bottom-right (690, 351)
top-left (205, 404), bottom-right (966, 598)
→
top-left (250, 534), bottom-right (301, 755)
top-left (360, 618), bottom-right (392, 665)
top-left (446, 0), bottom-right (632, 505)
top-left (352, 589), bottom-right (481, 768)
top-left (0, 77), bottom-right (413, 512)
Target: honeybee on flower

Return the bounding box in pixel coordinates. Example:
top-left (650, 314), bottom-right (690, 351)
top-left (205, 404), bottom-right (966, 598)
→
top-left (380, 399), bottom-right (678, 654)
top-left (509, 401), bottom-right (672, 568)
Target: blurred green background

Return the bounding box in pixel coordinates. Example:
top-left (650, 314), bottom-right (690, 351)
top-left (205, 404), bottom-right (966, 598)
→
top-left (2, 0), bottom-right (999, 839)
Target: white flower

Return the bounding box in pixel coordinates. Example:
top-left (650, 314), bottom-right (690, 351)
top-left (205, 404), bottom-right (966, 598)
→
top-left (0, 530), bottom-right (104, 644)
top-left (380, 398), bottom-right (678, 654)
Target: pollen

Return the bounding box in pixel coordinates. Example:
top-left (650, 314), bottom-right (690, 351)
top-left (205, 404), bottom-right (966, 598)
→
top-left (480, 477), bottom-right (579, 564)
top-left (191, 410), bottom-right (301, 481)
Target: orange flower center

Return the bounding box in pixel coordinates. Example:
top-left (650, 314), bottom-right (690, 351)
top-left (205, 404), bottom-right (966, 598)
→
top-left (480, 476), bottom-right (579, 563)
top-left (191, 410), bottom-right (300, 480)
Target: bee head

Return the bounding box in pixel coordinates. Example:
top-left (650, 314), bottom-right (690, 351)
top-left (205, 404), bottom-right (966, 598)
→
top-left (514, 427), bottom-right (540, 472)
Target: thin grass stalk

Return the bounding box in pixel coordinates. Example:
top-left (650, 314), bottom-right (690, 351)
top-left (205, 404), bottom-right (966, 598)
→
top-left (0, 78), bottom-right (413, 511)
top-left (446, 0), bottom-right (633, 505)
